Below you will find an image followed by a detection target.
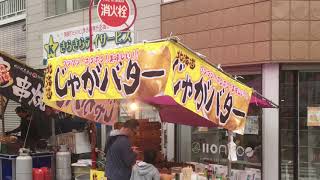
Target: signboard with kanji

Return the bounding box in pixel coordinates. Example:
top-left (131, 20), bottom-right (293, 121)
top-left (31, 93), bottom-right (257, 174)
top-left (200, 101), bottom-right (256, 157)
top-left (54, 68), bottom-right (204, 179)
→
top-left (43, 40), bottom-right (253, 134)
top-left (0, 52), bottom-right (45, 111)
top-left (43, 22), bottom-right (134, 64)
top-left (0, 52), bottom-right (118, 125)
top-left (97, 0), bottom-right (136, 31)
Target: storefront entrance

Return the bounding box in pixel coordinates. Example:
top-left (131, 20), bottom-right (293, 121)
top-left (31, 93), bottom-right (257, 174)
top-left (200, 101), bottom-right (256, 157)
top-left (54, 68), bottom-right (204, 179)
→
top-left (280, 70), bottom-right (320, 180)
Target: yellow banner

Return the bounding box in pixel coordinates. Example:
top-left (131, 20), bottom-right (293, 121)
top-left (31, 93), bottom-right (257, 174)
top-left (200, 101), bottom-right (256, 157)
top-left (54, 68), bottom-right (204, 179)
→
top-left (165, 43), bottom-right (252, 133)
top-left (44, 41), bottom-right (252, 133)
top-left (44, 41), bottom-right (171, 101)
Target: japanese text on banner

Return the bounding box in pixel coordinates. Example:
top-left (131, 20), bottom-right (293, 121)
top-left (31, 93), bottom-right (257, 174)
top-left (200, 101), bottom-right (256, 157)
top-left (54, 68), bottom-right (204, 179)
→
top-left (44, 42), bottom-right (171, 101)
top-left (44, 41), bottom-right (253, 133)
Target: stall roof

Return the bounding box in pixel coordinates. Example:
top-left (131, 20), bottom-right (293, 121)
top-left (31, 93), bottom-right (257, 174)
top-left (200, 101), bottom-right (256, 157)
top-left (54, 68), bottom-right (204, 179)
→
top-left (43, 39), bottom-right (277, 134)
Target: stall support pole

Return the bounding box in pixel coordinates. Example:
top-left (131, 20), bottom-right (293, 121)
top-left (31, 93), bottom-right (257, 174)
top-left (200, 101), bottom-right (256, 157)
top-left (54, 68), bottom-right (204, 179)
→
top-left (89, 122), bottom-right (97, 169)
top-left (88, 0), bottom-right (97, 169)
top-left (89, 0), bottom-right (94, 52)
top-left (227, 130), bottom-right (232, 180)
top-left (51, 117), bottom-right (56, 180)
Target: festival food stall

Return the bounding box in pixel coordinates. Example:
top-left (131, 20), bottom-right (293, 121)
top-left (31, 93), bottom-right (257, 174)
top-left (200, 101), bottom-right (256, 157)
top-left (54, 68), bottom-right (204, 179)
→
top-left (0, 52), bottom-right (57, 180)
top-left (0, 52), bottom-right (110, 180)
top-left (43, 39), bottom-right (277, 180)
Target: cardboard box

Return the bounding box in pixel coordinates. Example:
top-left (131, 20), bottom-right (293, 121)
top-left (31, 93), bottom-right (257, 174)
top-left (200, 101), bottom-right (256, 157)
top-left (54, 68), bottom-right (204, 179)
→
top-left (56, 131), bottom-right (91, 154)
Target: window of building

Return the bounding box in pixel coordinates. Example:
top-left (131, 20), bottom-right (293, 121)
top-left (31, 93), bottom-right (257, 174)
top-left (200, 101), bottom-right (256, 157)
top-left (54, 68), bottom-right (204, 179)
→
top-left (74, 0), bottom-right (98, 11)
top-left (280, 70), bottom-right (320, 180)
top-left (191, 75), bottom-right (262, 164)
top-left (55, 0), bottom-right (67, 15)
top-left (0, 0), bottom-right (26, 25)
top-left (47, 0), bottom-right (100, 17)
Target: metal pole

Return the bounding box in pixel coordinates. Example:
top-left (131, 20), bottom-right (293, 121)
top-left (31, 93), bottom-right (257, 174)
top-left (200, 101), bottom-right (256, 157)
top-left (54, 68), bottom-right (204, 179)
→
top-left (89, 0), bottom-right (94, 52)
top-left (23, 112), bottom-right (34, 148)
top-left (227, 130), bottom-right (233, 180)
top-left (90, 122), bottom-right (97, 169)
top-left (88, 0), bottom-right (97, 169)
top-left (51, 117), bottom-right (56, 146)
top-left (1, 96), bottom-right (3, 135)
top-left (51, 116), bottom-right (56, 180)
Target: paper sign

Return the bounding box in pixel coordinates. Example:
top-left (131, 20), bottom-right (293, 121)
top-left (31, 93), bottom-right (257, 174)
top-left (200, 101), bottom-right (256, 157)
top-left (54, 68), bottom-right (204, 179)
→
top-left (308, 107), bottom-right (320, 126)
top-left (244, 116), bottom-right (259, 135)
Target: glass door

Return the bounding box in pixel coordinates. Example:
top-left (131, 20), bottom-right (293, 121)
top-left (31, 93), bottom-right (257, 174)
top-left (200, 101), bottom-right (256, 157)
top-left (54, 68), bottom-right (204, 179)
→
top-left (298, 72), bottom-right (320, 180)
top-left (280, 71), bottom-right (297, 180)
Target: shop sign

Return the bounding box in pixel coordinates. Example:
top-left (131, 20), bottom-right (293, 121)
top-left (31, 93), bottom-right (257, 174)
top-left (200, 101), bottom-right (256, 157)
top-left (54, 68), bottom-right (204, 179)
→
top-left (191, 142), bottom-right (254, 158)
top-left (0, 52), bottom-right (45, 111)
top-left (97, 0), bottom-right (136, 31)
top-left (43, 41), bottom-right (253, 133)
top-left (43, 22), bottom-right (134, 63)
top-left (307, 107), bottom-right (320, 126)
top-left (0, 52), bottom-right (118, 124)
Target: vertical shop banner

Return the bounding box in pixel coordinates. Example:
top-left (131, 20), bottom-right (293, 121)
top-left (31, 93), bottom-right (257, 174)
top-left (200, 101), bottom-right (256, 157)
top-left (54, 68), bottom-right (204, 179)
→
top-left (0, 52), bottom-right (118, 125)
top-left (0, 52), bottom-right (46, 111)
top-left (43, 21), bottom-right (134, 63)
top-left (44, 41), bottom-right (252, 133)
top-left (307, 107), bottom-right (320, 126)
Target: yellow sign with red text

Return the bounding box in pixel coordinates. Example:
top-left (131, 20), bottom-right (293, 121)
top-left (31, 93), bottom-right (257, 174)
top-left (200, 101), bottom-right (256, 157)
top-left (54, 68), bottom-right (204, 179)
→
top-left (44, 41), bottom-right (252, 133)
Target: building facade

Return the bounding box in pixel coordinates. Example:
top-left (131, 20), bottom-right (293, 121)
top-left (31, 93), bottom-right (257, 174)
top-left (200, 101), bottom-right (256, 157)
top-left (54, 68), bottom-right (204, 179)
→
top-left (0, 0), bottom-right (27, 133)
top-left (161, 0), bottom-right (320, 180)
top-left (26, 0), bottom-right (161, 69)
top-left (25, 0), bottom-right (163, 149)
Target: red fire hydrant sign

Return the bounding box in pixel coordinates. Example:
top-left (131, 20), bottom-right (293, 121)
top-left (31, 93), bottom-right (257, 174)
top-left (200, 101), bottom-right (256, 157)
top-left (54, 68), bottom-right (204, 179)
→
top-left (97, 0), bottom-right (136, 31)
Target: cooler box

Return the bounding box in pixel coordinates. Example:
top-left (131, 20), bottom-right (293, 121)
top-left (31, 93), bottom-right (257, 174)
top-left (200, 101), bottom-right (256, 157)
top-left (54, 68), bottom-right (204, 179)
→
top-left (56, 131), bottom-right (91, 154)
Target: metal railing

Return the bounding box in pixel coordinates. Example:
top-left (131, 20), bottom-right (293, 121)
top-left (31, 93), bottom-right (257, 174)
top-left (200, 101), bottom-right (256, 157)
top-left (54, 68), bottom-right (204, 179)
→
top-left (0, 0), bottom-right (25, 20)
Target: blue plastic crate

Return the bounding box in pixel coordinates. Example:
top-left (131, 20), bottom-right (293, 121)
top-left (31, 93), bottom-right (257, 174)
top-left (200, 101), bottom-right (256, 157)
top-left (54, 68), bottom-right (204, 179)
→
top-left (0, 154), bottom-right (17, 180)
